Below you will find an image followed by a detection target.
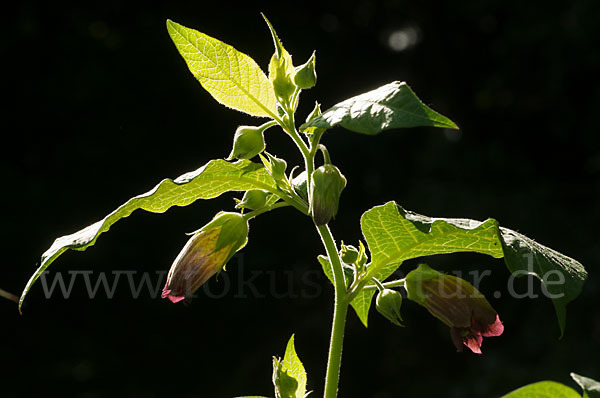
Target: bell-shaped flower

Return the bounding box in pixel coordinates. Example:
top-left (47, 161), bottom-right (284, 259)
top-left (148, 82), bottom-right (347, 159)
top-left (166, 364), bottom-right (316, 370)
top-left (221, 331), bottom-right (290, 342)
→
top-left (405, 264), bottom-right (504, 354)
top-left (162, 212), bottom-right (249, 303)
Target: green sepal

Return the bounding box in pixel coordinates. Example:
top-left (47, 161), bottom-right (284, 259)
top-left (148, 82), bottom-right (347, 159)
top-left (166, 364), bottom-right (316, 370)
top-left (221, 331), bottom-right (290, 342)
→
top-left (199, 212), bottom-right (249, 258)
top-left (260, 152), bottom-right (289, 191)
top-left (293, 51), bottom-right (316, 89)
top-left (228, 125), bottom-right (267, 160)
top-left (263, 14), bottom-right (296, 105)
top-left (340, 243), bottom-right (359, 264)
top-left (272, 335), bottom-right (309, 398)
top-left (291, 170), bottom-right (308, 201)
top-left (404, 263), bottom-right (442, 305)
top-left (375, 288), bottom-right (404, 327)
top-left (273, 358), bottom-right (299, 398)
top-left (235, 190), bottom-right (270, 211)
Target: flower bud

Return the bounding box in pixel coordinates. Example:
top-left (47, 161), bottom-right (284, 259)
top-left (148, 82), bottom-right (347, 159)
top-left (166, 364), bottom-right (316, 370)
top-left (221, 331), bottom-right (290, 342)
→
top-left (376, 288), bottom-right (404, 327)
top-left (264, 14), bottom-right (297, 106)
top-left (228, 125), bottom-right (266, 160)
top-left (235, 189), bottom-right (269, 211)
top-left (405, 264), bottom-right (504, 354)
top-left (270, 53), bottom-right (296, 104)
top-left (309, 164), bottom-right (347, 225)
top-left (260, 152), bottom-right (289, 191)
top-left (340, 243), bottom-right (359, 264)
top-left (162, 212), bottom-right (249, 303)
top-left (293, 51), bottom-right (317, 89)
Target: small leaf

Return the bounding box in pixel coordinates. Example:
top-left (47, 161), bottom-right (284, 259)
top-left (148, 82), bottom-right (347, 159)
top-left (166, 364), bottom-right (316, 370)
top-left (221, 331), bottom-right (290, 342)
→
top-left (572, 373), bottom-right (600, 398)
top-left (501, 381), bottom-right (581, 398)
top-left (167, 20), bottom-right (277, 118)
top-left (282, 335), bottom-right (307, 398)
top-left (20, 159), bottom-right (279, 311)
top-left (300, 81), bottom-right (458, 135)
top-left (356, 202), bottom-right (586, 333)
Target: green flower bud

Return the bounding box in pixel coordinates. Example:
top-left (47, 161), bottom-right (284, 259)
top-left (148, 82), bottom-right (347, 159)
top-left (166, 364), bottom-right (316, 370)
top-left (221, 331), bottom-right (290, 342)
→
top-left (270, 52), bottom-right (297, 104)
top-left (291, 170), bottom-right (308, 201)
top-left (340, 243), bottom-right (359, 264)
top-left (260, 152), bottom-right (289, 190)
top-left (228, 125), bottom-right (266, 160)
top-left (376, 288), bottom-right (404, 327)
top-left (263, 13), bottom-right (297, 106)
top-left (235, 189), bottom-right (269, 211)
top-left (293, 51), bottom-right (317, 89)
top-left (162, 212), bottom-right (249, 303)
top-left (309, 164), bottom-right (347, 225)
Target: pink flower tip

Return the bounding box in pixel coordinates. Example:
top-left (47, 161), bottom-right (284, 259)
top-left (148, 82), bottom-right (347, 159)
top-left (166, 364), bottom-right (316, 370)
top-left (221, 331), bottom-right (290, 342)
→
top-left (161, 288), bottom-right (185, 304)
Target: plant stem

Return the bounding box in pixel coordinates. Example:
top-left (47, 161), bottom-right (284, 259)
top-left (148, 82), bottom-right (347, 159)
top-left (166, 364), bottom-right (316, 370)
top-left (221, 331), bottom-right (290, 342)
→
top-left (242, 201), bottom-right (290, 221)
top-left (363, 278), bottom-right (406, 291)
top-left (317, 224), bottom-right (349, 398)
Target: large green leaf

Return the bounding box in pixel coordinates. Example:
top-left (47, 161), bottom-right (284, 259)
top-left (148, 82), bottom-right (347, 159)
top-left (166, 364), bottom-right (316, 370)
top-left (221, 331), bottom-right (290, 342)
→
top-left (572, 373), bottom-right (600, 398)
top-left (300, 81), bottom-right (458, 135)
top-left (501, 381), bottom-right (581, 398)
top-left (167, 20), bottom-right (277, 118)
top-left (20, 159), bottom-right (278, 311)
top-left (355, 202), bottom-right (586, 334)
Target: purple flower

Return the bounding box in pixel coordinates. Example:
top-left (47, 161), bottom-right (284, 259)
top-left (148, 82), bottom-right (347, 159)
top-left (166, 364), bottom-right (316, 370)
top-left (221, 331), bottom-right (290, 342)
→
top-left (162, 212), bottom-right (248, 303)
top-left (406, 264), bottom-right (504, 354)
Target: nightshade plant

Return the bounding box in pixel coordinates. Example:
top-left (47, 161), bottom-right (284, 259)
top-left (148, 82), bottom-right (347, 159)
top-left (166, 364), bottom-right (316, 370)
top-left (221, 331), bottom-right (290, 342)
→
top-left (20, 15), bottom-right (592, 398)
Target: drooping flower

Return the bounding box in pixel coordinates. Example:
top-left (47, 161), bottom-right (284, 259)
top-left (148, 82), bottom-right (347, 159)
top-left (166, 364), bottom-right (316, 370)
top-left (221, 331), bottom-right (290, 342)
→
top-left (162, 212), bottom-right (249, 303)
top-left (309, 164), bottom-right (347, 226)
top-left (405, 264), bottom-right (504, 354)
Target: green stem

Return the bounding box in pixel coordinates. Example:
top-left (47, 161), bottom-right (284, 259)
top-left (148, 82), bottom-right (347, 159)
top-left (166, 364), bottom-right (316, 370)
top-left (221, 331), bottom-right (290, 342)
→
top-left (370, 277), bottom-right (385, 292)
top-left (364, 278), bottom-right (406, 291)
top-left (242, 201), bottom-right (290, 221)
top-left (317, 224), bottom-right (349, 398)
top-left (318, 144), bottom-right (331, 165)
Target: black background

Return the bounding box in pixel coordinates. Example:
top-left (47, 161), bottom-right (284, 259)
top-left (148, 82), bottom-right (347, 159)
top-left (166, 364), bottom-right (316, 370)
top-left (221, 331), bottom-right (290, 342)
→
top-left (3, 1), bottom-right (599, 397)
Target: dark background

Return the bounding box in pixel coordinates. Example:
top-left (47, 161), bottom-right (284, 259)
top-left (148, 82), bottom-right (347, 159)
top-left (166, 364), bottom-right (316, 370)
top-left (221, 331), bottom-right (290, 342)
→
top-left (3, 1), bottom-right (599, 397)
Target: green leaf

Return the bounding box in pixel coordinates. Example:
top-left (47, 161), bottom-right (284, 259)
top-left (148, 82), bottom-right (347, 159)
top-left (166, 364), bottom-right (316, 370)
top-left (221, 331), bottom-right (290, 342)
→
top-left (501, 381), bottom-right (581, 398)
top-left (356, 202), bottom-right (586, 333)
top-left (572, 373), bottom-right (600, 398)
top-left (500, 228), bottom-right (588, 337)
top-left (20, 159), bottom-right (278, 312)
top-left (282, 335), bottom-right (307, 398)
top-left (235, 396), bottom-right (271, 398)
top-left (300, 81), bottom-right (458, 135)
top-left (167, 20), bottom-right (277, 118)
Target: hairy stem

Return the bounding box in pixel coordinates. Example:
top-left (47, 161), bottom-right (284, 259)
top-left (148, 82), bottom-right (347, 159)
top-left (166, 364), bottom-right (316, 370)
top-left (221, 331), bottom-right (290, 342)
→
top-left (242, 201), bottom-right (290, 221)
top-left (363, 278), bottom-right (406, 291)
top-left (317, 224), bottom-right (349, 398)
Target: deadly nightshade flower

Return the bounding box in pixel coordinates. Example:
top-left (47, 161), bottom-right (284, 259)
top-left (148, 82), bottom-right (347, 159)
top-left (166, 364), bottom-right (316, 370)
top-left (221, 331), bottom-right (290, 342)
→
top-left (405, 264), bottom-right (504, 354)
top-left (162, 212), bottom-right (249, 303)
